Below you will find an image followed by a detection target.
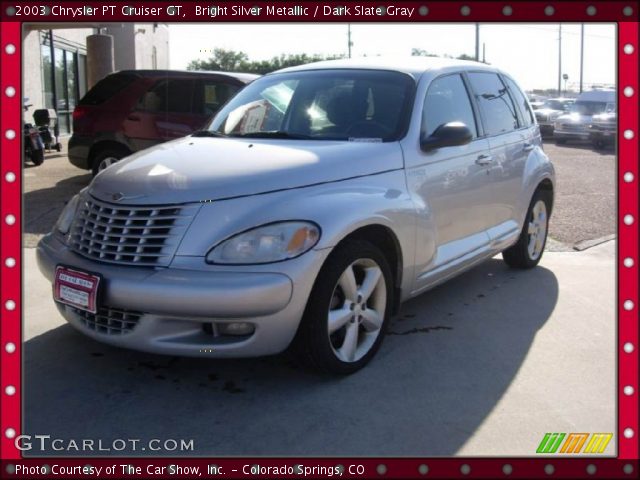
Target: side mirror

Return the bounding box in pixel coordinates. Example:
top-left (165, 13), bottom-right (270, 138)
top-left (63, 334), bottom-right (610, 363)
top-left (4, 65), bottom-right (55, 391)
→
top-left (420, 122), bottom-right (473, 151)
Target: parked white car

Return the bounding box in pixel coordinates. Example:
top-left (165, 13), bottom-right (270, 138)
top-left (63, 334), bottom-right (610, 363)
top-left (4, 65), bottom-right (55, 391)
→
top-left (38, 58), bottom-right (555, 374)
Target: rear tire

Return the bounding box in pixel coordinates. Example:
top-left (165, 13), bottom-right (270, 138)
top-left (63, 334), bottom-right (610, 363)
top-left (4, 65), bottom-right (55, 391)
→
top-left (555, 138), bottom-right (567, 145)
top-left (30, 148), bottom-right (44, 166)
top-left (503, 189), bottom-right (551, 269)
top-left (291, 240), bottom-right (393, 375)
top-left (91, 147), bottom-right (130, 176)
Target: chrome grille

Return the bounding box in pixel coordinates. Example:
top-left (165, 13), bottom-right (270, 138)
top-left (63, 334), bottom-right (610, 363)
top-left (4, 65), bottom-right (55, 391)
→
top-left (69, 196), bottom-right (198, 267)
top-left (70, 305), bottom-right (143, 335)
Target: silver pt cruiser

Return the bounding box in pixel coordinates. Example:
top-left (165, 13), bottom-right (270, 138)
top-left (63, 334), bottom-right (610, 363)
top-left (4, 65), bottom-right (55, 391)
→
top-left (38, 58), bottom-right (555, 374)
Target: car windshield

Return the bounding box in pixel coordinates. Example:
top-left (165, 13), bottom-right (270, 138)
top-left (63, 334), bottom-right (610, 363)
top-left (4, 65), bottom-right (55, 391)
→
top-left (207, 69), bottom-right (415, 141)
top-left (569, 101), bottom-right (610, 115)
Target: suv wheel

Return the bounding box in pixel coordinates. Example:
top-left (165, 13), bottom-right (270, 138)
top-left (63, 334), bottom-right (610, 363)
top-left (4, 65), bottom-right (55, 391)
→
top-left (503, 189), bottom-right (551, 269)
top-left (92, 148), bottom-right (130, 176)
top-left (292, 240), bottom-right (393, 374)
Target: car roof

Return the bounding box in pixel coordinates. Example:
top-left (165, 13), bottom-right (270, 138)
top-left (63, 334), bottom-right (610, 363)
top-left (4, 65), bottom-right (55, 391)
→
top-left (273, 56), bottom-right (501, 80)
top-left (116, 70), bottom-right (259, 83)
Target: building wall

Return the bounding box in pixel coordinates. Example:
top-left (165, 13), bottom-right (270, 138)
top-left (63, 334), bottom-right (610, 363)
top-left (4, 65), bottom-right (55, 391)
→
top-left (134, 24), bottom-right (170, 70)
top-left (104, 24), bottom-right (136, 71)
top-left (22, 29), bottom-right (43, 117)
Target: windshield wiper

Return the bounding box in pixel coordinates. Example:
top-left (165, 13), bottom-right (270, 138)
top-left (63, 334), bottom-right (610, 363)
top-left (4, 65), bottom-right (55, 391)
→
top-left (228, 131), bottom-right (312, 140)
top-left (191, 130), bottom-right (227, 138)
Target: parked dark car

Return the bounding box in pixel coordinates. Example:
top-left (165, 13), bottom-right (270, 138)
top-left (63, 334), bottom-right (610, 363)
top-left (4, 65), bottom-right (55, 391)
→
top-left (69, 70), bottom-right (258, 175)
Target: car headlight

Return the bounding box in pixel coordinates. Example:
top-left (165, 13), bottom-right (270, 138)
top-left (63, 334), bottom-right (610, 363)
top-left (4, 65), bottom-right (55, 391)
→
top-left (206, 221), bottom-right (321, 264)
top-left (55, 194), bottom-right (80, 235)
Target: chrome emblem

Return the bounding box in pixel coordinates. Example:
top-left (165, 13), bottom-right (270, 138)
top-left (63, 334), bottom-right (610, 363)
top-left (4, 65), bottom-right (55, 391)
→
top-left (107, 192), bottom-right (146, 202)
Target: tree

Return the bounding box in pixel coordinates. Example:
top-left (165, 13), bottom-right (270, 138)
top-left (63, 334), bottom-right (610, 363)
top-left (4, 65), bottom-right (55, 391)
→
top-left (187, 48), bottom-right (248, 71)
top-left (411, 48), bottom-right (438, 57)
top-left (187, 49), bottom-right (344, 75)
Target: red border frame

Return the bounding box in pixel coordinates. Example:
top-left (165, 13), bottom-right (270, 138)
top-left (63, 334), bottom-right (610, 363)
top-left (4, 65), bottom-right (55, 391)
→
top-left (1, 2), bottom-right (638, 478)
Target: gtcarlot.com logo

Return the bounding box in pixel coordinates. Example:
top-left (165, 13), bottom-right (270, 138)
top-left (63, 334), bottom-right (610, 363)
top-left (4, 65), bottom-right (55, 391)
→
top-left (536, 433), bottom-right (613, 454)
top-left (14, 435), bottom-right (194, 453)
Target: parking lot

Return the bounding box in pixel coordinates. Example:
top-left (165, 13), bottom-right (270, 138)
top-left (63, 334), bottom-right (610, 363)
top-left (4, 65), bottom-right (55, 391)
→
top-left (23, 139), bottom-right (616, 456)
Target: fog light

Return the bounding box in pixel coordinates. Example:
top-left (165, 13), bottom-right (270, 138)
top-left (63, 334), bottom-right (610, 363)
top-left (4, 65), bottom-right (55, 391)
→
top-left (218, 322), bottom-right (255, 336)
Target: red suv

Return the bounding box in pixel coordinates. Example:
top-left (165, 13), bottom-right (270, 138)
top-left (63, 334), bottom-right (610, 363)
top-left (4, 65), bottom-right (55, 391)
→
top-left (69, 70), bottom-right (258, 175)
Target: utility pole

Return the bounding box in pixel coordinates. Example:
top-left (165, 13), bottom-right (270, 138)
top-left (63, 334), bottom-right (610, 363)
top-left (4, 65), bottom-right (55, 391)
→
top-left (482, 43), bottom-right (486, 63)
top-left (347, 24), bottom-right (352, 58)
top-left (558, 24), bottom-right (562, 97)
top-left (475, 23), bottom-right (480, 61)
top-left (579, 24), bottom-right (585, 93)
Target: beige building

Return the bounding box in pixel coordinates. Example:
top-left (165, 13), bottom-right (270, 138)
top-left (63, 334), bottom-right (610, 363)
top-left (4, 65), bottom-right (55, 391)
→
top-left (22, 24), bottom-right (169, 134)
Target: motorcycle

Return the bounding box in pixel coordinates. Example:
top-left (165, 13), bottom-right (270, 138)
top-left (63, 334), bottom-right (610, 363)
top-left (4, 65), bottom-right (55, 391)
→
top-left (33, 108), bottom-right (62, 152)
top-left (23, 99), bottom-right (45, 166)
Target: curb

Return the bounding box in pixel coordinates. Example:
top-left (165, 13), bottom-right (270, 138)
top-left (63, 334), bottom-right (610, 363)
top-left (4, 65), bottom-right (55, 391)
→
top-left (573, 234), bottom-right (617, 251)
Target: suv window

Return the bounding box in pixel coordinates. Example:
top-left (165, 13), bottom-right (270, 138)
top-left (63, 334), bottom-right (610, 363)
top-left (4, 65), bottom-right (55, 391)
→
top-left (468, 72), bottom-right (519, 135)
top-left (504, 76), bottom-right (534, 127)
top-left (79, 73), bottom-right (137, 106)
top-left (193, 80), bottom-right (242, 116)
top-left (422, 74), bottom-right (477, 138)
top-left (137, 79), bottom-right (195, 114)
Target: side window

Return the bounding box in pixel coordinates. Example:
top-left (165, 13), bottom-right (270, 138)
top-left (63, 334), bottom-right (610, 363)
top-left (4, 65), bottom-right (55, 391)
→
top-left (422, 74), bottom-right (478, 139)
top-left (192, 80), bottom-right (241, 116)
top-left (503, 76), bottom-right (534, 127)
top-left (467, 72), bottom-right (519, 135)
top-left (137, 79), bottom-right (194, 114)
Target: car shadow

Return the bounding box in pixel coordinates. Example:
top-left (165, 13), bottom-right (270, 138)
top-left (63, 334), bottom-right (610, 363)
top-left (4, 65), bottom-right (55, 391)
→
top-left (23, 258), bottom-right (558, 457)
top-left (23, 173), bottom-right (91, 235)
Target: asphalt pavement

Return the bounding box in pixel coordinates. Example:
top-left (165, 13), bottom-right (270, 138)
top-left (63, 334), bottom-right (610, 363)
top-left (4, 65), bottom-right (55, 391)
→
top-left (21, 138), bottom-right (617, 457)
top-left (23, 241), bottom-right (615, 457)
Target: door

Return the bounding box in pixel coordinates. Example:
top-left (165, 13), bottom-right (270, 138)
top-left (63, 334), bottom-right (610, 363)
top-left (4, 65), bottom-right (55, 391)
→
top-left (466, 72), bottom-right (532, 243)
top-left (405, 73), bottom-right (493, 290)
top-left (123, 78), bottom-right (196, 151)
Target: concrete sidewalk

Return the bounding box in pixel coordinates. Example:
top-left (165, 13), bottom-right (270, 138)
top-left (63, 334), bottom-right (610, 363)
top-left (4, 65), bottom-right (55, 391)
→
top-left (22, 241), bottom-right (615, 457)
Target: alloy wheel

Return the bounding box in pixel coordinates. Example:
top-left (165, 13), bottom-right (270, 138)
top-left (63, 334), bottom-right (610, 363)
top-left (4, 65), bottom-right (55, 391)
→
top-left (527, 200), bottom-right (547, 260)
top-left (327, 258), bottom-right (387, 363)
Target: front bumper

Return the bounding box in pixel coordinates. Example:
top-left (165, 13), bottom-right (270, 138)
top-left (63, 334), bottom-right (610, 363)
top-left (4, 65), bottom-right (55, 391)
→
top-left (589, 127), bottom-right (616, 144)
top-left (554, 127), bottom-right (590, 141)
top-left (37, 233), bottom-right (329, 357)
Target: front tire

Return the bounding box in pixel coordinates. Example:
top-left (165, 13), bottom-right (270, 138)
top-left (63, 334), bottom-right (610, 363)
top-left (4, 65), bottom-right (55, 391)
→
top-left (292, 240), bottom-right (393, 375)
top-left (503, 189), bottom-right (551, 269)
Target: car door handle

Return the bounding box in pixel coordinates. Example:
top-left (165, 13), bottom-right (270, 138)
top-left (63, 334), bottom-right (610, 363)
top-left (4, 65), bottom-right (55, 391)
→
top-left (127, 114), bottom-right (141, 122)
top-left (475, 154), bottom-right (494, 166)
top-left (523, 143), bottom-right (535, 152)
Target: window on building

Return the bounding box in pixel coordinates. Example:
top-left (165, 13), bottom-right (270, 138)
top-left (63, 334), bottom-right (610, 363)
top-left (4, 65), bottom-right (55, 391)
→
top-left (41, 44), bottom-right (54, 109)
top-left (40, 33), bottom-right (88, 135)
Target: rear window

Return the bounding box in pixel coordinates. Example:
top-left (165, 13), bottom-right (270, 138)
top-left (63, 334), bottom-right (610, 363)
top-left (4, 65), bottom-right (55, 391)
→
top-left (79, 73), bottom-right (138, 106)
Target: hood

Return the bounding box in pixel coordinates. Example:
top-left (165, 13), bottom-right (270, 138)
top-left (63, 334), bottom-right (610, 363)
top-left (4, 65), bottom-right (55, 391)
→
top-left (555, 112), bottom-right (593, 124)
top-left (89, 136), bottom-right (403, 205)
top-left (592, 112), bottom-right (616, 123)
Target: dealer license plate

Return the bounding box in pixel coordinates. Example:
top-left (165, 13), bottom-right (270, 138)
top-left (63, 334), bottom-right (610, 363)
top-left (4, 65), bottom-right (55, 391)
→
top-left (54, 266), bottom-right (101, 313)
